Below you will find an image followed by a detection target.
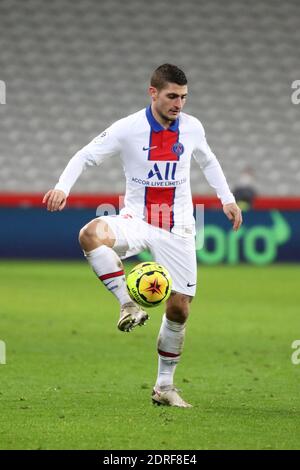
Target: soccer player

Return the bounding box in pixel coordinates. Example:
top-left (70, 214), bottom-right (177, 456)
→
top-left (43, 64), bottom-right (242, 408)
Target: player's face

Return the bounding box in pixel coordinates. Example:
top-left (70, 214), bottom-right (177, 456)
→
top-left (149, 83), bottom-right (188, 123)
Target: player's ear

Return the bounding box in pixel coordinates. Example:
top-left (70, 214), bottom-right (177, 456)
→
top-left (149, 86), bottom-right (158, 101)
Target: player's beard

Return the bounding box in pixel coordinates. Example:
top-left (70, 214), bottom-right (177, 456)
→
top-left (157, 107), bottom-right (179, 124)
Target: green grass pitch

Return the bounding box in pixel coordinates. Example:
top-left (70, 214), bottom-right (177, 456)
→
top-left (0, 261), bottom-right (299, 450)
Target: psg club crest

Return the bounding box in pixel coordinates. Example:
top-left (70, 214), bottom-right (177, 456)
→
top-left (172, 142), bottom-right (184, 157)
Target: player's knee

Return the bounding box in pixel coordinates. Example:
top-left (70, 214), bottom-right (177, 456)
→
top-left (166, 293), bottom-right (191, 324)
top-left (79, 223), bottom-right (96, 249)
top-left (78, 219), bottom-right (114, 250)
top-left (166, 305), bottom-right (189, 324)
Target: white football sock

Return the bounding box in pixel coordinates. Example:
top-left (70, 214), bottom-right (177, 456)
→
top-left (155, 314), bottom-right (186, 389)
top-left (85, 245), bottom-right (132, 306)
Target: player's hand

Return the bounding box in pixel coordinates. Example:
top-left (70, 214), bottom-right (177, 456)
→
top-left (42, 189), bottom-right (67, 212)
top-left (223, 202), bottom-right (242, 231)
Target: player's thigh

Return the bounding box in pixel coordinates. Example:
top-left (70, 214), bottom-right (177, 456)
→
top-left (99, 215), bottom-right (148, 258)
top-left (83, 217), bottom-right (116, 244)
top-left (150, 233), bottom-right (197, 297)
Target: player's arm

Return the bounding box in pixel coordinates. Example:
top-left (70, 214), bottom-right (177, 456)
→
top-left (43, 146), bottom-right (92, 212)
top-left (192, 120), bottom-right (242, 231)
top-left (200, 156), bottom-right (242, 231)
top-left (43, 127), bottom-right (121, 212)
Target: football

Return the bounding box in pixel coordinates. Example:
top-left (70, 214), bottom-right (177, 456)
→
top-left (126, 262), bottom-right (172, 308)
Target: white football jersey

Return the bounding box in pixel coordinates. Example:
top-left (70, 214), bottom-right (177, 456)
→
top-left (55, 107), bottom-right (235, 232)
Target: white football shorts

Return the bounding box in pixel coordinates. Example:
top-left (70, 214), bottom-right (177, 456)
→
top-left (99, 214), bottom-right (197, 297)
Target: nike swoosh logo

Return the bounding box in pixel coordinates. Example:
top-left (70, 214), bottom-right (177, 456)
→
top-left (187, 282), bottom-right (196, 287)
top-left (143, 146), bottom-right (158, 151)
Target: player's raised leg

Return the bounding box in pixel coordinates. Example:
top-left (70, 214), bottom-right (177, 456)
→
top-left (79, 218), bottom-right (148, 332)
top-left (152, 292), bottom-right (192, 408)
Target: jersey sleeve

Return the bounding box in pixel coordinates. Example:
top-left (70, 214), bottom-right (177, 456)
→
top-left (192, 119), bottom-right (235, 205)
top-left (54, 125), bottom-right (121, 196)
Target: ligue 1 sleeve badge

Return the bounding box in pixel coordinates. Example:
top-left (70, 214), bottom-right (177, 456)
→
top-left (172, 142), bottom-right (184, 157)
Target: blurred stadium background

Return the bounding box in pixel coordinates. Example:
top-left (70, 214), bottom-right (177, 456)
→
top-left (1, 0), bottom-right (300, 451)
top-left (0, 0), bottom-right (300, 260)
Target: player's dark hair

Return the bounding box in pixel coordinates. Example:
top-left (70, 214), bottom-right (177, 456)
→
top-left (151, 64), bottom-right (187, 90)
